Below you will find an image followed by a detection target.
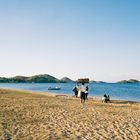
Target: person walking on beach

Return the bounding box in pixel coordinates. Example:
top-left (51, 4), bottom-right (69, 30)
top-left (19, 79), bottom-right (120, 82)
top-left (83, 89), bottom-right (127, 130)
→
top-left (80, 83), bottom-right (86, 103)
top-left (85, 85), bottom-right (89, 100)
top-left (73, 84), bottom-right (79, 98)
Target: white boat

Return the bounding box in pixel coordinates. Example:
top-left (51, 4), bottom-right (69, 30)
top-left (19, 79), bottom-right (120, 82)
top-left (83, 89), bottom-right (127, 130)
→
top-left (48, 87), bottom-right (61, 90)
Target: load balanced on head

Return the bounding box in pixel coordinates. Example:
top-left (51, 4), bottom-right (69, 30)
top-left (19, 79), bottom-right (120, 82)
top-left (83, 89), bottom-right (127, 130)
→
top-left (73, 78), bottom-right (89, 103)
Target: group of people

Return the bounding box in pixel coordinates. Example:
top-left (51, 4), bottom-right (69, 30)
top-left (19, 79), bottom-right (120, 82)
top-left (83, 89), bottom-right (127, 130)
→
top-left (73, 83), bottom-right (89, 103)
top-left (73, 84), bottom-right (111, 104)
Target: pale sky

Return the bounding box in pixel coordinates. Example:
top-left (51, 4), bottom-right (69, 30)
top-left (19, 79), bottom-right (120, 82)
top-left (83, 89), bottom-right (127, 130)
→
top-left (0, 0), bottom-right (140, 82)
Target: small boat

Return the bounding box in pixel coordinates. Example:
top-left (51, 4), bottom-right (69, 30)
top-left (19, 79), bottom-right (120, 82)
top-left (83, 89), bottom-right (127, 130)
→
top-left (48, 87), bottom-right (61, 90)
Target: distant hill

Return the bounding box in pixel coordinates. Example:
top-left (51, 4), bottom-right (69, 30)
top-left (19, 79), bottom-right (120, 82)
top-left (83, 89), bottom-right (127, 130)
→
top-left (0, 74), bottom-right (75, 83)
top-left (0, 75), bottom-right (139, 84)
top-left (0, 77), bottom-right (10, 83)
top-left (60, 77), bottom-right (74, 83)
top-left (89, 80), bottom-right (96, 83)
top-left (117, 79), bottom-right (139, 84)
top-left (90, 80), bottom-right (107, 83)
top-left (27, 74), bottom-right (60, 83)
top-left (9, 76), bottom-right (29, 83)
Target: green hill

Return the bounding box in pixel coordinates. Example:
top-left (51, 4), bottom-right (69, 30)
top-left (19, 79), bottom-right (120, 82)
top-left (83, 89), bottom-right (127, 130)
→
top-left (27, 74), bottom-right (60, 83)
top-left (0, 77), bottom-right (10, 83)
top-left (60, 77), bottom-right (74, 83)
top-left (90, 80), bottom-right (107, 83)
top-left (117, 79), bottom-right (139, 84)
top-left (0, 74), bottom-right (60, 83)
top-left (9, 76), bottom-right (29, 83)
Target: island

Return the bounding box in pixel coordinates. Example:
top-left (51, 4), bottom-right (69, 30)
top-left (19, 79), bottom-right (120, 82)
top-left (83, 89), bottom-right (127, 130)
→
top-left (117, 79), bottom-right (140, 84)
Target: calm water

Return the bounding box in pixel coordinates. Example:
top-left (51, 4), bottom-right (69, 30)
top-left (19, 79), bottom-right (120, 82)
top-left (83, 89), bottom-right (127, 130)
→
top-left (0, 83), bottom-right (140, 101)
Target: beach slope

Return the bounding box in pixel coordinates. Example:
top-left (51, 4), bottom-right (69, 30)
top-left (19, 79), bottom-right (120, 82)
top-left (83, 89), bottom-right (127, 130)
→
top-left (0, 89), bottom-right (140, 140)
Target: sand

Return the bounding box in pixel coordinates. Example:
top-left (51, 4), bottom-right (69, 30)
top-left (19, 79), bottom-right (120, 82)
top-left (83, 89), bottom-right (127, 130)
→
top-left (0, 88), bottom-right (140, 140)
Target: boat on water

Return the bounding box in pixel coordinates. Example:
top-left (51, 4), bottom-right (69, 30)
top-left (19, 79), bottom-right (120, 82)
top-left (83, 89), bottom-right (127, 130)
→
top-left (48, 87), bottom-right (61, 90)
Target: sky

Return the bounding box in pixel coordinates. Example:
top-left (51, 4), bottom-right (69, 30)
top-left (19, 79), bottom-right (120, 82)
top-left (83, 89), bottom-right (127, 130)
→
top-left (0, 0), bottom-right (140, 82)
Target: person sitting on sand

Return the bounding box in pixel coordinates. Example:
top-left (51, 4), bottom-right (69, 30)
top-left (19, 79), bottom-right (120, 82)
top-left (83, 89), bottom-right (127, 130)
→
top-left (102, 94), bottom-right (110, 103)
top-left (102, 94), bottom-right (107, 103)
top-left (107, 95), bottom-right (110, 102)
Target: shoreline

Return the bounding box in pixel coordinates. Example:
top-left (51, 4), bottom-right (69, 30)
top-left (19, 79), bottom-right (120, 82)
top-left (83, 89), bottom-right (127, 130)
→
top-left (0, 82), bottom-right (140, 102)
top-left (0, 87), bottom-right (139, 104)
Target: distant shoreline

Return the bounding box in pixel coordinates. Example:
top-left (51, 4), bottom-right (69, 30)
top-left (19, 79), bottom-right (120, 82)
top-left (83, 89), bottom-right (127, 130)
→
top-left (0, 88), bottom-right (139, 104)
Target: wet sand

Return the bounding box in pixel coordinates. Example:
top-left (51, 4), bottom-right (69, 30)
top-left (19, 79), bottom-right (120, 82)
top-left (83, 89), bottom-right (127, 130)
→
top-left (0, 88), bottom-right (140, 140)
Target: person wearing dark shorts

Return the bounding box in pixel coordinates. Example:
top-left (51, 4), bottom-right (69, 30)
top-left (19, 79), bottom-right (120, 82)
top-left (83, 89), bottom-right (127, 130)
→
top-left (80, 83), bottom-right (86, 103)
top-left (81, 92), bottom-right (86, 103)
top-left (85, 86), bottom-right (89, 100)
top-left (73, 86), bottom-right (78, 98)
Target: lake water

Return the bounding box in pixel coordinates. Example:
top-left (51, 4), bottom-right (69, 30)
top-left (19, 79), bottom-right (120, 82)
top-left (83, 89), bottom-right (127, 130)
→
top-left (0, 83), bottom-right (140, 101)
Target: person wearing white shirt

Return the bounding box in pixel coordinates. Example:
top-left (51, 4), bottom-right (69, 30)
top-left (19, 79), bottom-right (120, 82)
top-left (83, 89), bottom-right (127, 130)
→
top-left (80, 83), bottom-right (86, 103)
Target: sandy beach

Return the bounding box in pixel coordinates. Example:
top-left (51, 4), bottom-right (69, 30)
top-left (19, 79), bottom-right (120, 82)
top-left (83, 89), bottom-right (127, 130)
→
top-left (0, 88), bottom-right (140, 140)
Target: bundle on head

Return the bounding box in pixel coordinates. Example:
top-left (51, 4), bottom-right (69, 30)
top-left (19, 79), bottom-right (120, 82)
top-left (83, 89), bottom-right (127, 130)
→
top-left (77, 78), bottom-right (89, 83)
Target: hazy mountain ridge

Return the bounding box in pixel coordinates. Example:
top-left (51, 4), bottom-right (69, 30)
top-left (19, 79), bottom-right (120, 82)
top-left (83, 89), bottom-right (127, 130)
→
top-left (0, 74), bottom-right (74, 83)
top-left (60, 77), bottom-right (75, 83)
top-left (26, 74), bottom-right (60, 83)
top-left (0, 75), bottom-right (139, 83)
top-left (117, 79), bottom-right (139, 84)
top-left (90, 80), bottom-right (107, 84)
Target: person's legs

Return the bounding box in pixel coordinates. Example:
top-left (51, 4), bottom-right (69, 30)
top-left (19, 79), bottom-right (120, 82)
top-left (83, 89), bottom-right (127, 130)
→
top-left (80, 93), bottom-right (83, 103)
top-left (82, 92), bottom-right (86, 103)
top-left (85, 93), bottom-right (88, 100)
top-left (81, 92), bottom-right (85, 103)
top-left (105, 97), bottom-right (107, 103)
top-left (84, 94), bottom-right (86, 102)
top-left (75, 91), bottom-right (78, 98)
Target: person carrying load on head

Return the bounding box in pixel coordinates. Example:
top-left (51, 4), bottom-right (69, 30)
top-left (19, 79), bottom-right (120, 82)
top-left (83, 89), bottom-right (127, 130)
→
top-left (80, 82), bottom-right (86, 103)
top-left (77, 78), bottom-right (89, 103)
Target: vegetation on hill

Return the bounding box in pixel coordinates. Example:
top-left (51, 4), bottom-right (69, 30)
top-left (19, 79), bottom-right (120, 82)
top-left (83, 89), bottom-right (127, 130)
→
top-left (0, 75), bottom-right (139, 84)
top-left (0, 77), bottom-right (10, 83)
top-left (117, 79), bottom-right (139, 84)
top-left (27, 74), bottom-right (59, 83)
top-left (60, 77), bottom-right (74, 83)
top-left (90, 80), bottom-right (107, 83)
top-left (9, 76), bottom-right (29, 83)
top-left (0, 74), bottom-right (74, 83)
